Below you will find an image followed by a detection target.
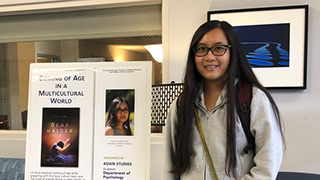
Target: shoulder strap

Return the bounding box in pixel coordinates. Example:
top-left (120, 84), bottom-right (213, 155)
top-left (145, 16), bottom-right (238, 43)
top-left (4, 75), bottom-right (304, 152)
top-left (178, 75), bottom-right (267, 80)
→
top-left (194, 108), bottom-right (218, 180)
top-left (236, 80), bottom-right (255, 154)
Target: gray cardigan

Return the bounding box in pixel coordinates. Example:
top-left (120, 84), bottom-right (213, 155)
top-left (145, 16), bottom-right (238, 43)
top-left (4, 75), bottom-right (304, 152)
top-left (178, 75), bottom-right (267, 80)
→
top-left (162, 84), bottom-right (283, 180)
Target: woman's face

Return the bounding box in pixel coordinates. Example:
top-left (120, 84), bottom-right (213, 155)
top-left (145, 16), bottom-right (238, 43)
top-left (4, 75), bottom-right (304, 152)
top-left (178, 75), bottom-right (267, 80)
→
top-left (116, 102), bottom-right (129, 123)
top-left (194, 28), bottom-right (230, 84)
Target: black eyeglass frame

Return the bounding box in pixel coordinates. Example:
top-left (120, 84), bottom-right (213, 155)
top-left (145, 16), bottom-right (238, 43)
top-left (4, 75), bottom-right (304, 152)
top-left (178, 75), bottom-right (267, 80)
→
top-left (193, 44), bottom-right (231, 57)
top-left (116, 108), bottom-right (129, 114)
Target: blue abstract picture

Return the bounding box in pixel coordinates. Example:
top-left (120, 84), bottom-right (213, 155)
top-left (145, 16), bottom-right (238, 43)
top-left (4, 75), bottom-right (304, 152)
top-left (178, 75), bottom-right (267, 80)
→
top-left (234, 23), bottom-right (290, 68)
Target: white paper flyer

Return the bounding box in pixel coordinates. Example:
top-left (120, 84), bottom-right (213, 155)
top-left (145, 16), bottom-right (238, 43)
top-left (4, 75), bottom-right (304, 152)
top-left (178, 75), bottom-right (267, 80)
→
top-left (25, 63), bottom-right (95, 180)
top-left (93, 62), bottom-right (151, 180)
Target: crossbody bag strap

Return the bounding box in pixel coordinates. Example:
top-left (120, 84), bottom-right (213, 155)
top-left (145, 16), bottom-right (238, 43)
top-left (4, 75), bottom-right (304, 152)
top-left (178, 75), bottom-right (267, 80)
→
top-left (194, 108), bottom-right (218, 180)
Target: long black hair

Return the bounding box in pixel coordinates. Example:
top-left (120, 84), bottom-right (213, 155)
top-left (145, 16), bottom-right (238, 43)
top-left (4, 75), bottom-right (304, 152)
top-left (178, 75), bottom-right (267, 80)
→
top-left (171, 20), bottom-right (284, 177)
top-left (106, 96), bottom-right (132, 135)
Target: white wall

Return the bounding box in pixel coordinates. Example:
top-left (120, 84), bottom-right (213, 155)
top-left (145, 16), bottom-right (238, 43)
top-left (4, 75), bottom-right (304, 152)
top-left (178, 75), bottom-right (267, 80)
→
top-left (0, 131), bottom-right (26, 158)
top-left (164, 0), bottom-right (320, 175)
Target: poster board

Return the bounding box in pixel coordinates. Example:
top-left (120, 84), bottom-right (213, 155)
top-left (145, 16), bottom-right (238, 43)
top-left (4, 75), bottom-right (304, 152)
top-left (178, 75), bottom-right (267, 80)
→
top-left (25, 62), bottom-right (152, 180)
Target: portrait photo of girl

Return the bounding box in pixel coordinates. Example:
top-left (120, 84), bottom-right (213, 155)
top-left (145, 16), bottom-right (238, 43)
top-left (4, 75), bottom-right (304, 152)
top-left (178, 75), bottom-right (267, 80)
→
top-left (105, 89), bottom-right (135, 136)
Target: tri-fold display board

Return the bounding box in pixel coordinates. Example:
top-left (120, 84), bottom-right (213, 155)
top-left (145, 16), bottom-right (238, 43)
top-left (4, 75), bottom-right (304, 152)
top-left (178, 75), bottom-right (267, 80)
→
top-left (25, 62), bottom-right (152, 180)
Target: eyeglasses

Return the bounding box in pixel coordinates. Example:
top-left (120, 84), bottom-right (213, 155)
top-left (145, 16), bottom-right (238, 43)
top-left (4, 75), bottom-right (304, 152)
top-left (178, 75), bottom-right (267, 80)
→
top-left (117, 108), bottom-right (129, 114)
top-left (193, 45), bottom-right (231, 57)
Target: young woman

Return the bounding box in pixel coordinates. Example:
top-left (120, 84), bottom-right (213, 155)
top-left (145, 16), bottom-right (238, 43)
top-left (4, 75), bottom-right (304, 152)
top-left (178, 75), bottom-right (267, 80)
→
top-left (105, 96), bottom-right (133, 136)
top-left (162, 20), bottom-right (284, 180)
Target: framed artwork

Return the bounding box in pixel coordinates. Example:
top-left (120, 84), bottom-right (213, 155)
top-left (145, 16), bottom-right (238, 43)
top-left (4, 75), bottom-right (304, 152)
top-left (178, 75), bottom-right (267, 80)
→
top-left (208, 5), bottom-right (308, 89)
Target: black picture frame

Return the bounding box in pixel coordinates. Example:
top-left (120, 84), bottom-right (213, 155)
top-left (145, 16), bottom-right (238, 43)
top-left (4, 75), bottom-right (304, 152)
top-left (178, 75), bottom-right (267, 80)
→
top-left (208, 5), bottom-right (308, 89)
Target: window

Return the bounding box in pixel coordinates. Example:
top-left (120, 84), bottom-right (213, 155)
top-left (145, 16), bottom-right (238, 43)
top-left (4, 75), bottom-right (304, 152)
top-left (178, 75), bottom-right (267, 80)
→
top-left (0, 4), bottom-right (162, 130)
